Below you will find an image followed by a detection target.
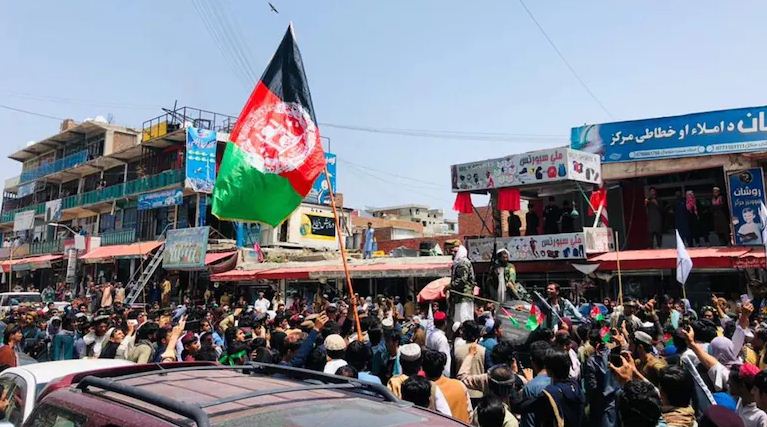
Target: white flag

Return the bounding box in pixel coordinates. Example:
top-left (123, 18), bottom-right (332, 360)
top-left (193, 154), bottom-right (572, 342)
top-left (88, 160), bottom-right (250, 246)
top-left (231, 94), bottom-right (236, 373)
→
top-left (676, 229), bottom-right (693, 285)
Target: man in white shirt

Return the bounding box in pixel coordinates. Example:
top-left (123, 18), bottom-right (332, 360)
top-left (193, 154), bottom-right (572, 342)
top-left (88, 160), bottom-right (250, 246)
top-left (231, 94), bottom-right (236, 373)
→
top-left (254, 291), bottom-right (271, 313)
top-left (425, 311), bottom-right (451, 377)
top-left (323, 334), bottom-right (348, 374)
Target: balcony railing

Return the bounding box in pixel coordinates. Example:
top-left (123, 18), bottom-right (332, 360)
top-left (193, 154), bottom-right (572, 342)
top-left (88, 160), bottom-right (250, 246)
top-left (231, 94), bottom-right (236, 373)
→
top-left (29, 239), bottom-right (65, 256)
top-left (1, 168), bottom-right (184, 223)
top-left (142, 106), bottom-right (236, 142)
top-left (20, 150), bottom-right (89, 184)
top-left (100, 228), bottom-right (136, 246)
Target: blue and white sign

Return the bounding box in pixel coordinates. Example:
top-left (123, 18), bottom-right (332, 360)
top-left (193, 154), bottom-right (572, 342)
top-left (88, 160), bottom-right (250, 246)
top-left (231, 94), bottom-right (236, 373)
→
top-left (17, 181), bottom-right (35, 198)
top-left (138, 188), bottom-right (183, 211)
top-left (571, 106), bottom-right (767, 163)
top-left (728, 168), bottom-right (767, 246)
top-left (305, 153), bottom-right (336, 205)
top-left (185, 127), bottom-right (217, 193)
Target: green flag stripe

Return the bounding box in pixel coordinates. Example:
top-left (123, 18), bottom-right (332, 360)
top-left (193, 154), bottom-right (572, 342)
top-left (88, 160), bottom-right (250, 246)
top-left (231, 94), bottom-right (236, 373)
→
top-left (212, 143), bottom-right (303, 226)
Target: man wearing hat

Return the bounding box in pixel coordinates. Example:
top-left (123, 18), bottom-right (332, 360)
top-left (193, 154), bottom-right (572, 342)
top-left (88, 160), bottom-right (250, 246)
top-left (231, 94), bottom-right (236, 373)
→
top-left (486, 248), bottom-right (529, 304)
top-left (426, 310), bottom-right (451, 377)
top-left (323, 334), bottom-right (348, 374)
top-left (446, 239), bottom-right (477, 323)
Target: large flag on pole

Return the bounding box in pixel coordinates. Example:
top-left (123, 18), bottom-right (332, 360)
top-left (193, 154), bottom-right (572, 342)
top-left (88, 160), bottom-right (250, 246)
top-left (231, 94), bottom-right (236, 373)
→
top-left (212, 24), bottom-right (326, 226)
top-left (676, 229), bottom-right (693, 285)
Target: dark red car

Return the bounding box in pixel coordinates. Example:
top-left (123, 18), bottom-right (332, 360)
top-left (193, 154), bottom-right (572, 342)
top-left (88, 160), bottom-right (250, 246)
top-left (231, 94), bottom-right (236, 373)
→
top-left (25, 363), bottom-right (468, 427)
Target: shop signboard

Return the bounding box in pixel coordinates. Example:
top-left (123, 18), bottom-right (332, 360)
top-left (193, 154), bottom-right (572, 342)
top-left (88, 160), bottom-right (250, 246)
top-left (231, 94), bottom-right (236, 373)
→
top-left (16, 181), bottom-right (35, 198)
top-left (583, 227), bottom-right (615, 253)
top-left (13, 210), bottom-right (35, 232)
top-left (44, 199), bottom-right (62, 223)
top-left (727, 168), bottom-right (767, 246)
top-left (163, 226), bottom-right (209, 270)
top-left (451, 148), bottom-right (601, 192)
top-left (305, 153), bottom-right (336, 205)
top-left (185, 127), bottom-right (217, 193)
top-left (572, 105), bottom-right (767, 163)
top-left (300, 213), bottom-right (336, 241)
top-left (138, 188), bottom-right (183, 211)
top-left (466, 233), bottom-right (587, 262)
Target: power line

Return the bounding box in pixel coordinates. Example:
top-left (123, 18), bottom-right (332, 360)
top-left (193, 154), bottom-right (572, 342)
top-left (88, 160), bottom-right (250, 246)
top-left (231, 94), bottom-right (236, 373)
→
top-left (517, 0), bottom-right (614, 119)
top-left (0, 91), bottom-right (161, 111)
top-left (0, 104), bottom-right (65, 121)
top-left (338, 158), bottom-right (443, 188)
top-left (321, 123), bottom-right (566, 142)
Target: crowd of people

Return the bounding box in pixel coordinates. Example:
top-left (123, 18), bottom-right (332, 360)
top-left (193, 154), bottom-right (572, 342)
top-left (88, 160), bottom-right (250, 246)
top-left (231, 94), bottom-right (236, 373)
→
top-left (0, 240), bottom-right (766, 427)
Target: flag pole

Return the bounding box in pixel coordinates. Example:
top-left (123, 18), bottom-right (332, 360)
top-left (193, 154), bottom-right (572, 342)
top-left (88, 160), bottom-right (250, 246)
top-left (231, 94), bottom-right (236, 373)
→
top-left (323, 166), bottom-right (363, 340)
top-left (614, 231), bottom-right (623, 306)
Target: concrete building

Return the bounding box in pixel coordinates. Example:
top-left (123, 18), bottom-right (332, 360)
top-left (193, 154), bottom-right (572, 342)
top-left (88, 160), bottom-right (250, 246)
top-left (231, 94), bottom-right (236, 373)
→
top-left (366, 204), bottom-right (457, 236)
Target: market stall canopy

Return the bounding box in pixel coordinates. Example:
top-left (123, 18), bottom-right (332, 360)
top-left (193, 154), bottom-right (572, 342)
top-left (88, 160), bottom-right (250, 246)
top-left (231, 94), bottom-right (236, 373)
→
top-left (417, 277), bottom-right (450, 303)
top-left (211, 256), bottom-right (452, 282)
top-left (205, 251), bottom-right (236, 265)
top-left (80, 241), bottom-right (163, 264)
top-left (1, 254), bottom-right (63, 272)
top-left (590, 247), bottom-right (751, 271)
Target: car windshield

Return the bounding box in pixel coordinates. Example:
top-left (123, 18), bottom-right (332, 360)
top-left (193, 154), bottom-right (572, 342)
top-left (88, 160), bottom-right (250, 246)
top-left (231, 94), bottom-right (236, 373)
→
top-left (214, 399), bottom-right (429, 427)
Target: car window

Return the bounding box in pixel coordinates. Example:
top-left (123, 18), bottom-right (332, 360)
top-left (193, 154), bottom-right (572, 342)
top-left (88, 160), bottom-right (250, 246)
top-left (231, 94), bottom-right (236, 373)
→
top-left (27, 403), bottom-right (86, 427)
top-left (0, 374), bottom-right (25, 425)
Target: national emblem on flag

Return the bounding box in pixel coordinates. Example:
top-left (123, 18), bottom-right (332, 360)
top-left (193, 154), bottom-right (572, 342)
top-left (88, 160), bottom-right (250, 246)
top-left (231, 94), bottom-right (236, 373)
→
top-left (590, 305), bottom-right (604, 322)
top-left (525, 304), bottom-right (545, 331)
top-left (212, 24), bottom-right (326, 226)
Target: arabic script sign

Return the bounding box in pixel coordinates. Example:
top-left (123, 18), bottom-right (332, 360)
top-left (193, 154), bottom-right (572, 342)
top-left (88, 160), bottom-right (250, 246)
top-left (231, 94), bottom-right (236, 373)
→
top-left (728, 168), bottom-right (766, 246)
top-left (466, 233), bottom-right (588, 262)
top-left (571, 106), bottom-right (767, 163)
top-left (451, 148), bottom-right (601, 192)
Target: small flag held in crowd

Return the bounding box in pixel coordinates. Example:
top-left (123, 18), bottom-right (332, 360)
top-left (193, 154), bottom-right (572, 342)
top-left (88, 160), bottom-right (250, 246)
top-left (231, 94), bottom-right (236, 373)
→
top-left (599, 326), bottom-right (612, 343)
top-left (499, 306), bottom-right (520, 329)
top-left (590, 305), bottom-right (604, 322)
top-left (525, 304), bottom-right (545, 331)
top-left (676, 229), bottom-right (693, 285)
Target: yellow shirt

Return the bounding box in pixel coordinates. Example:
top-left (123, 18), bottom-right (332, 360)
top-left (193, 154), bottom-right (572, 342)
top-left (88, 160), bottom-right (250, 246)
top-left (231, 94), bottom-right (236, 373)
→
top-left (161, 280), bottom-right (171, 295)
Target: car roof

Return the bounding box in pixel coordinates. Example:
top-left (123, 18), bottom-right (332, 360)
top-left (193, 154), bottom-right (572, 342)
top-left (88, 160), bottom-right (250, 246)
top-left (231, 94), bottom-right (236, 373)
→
top-left (5, 359), bottom-right (134, 384)
top-left (0, 292), bottom-right (40, 296)
top-left (71, 364), bottom-right (464, 427)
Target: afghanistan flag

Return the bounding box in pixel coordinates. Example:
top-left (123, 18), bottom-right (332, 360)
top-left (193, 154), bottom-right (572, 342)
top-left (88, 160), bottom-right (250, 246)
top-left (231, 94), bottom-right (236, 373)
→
top-left (590, 305), bottom-right (604, 322)
top-left (212, 25), bottom-right (326, 226)
top-left (525, 304), bottom-right (545, 331)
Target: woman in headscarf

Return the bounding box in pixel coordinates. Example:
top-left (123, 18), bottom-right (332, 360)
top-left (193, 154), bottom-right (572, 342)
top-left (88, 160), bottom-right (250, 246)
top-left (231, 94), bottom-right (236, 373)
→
top-left (711, 186), bottom-right (731, 246)
top-left (680, 298), bottom-right (698, 321)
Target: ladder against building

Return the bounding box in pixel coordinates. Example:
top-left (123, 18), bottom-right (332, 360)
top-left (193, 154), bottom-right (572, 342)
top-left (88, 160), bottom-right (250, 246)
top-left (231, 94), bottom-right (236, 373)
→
top-left (125, 244), bottom-right (165, 306)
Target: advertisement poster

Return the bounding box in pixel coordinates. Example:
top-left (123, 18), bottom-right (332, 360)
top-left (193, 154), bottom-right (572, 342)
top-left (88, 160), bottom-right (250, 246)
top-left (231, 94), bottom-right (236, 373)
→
top-left (16, 182), bottom-right (35, 198)
top-left (185, 127), bottom-right (218, 193)
top-left (728, 168), bottom-right (766, 245)
top-left (451, 148), bottom-right (601, 192)
top-left (13, 210), bottom-right (35, 232)
top-left (138, 188), bottom-right (183, 211)
top-left (572, 105), bottom-right (767, 163)
top-left (44, 199), bottom-right (62, 223)
top-left (300, 213), bottom-right (335, 241)
top-left (467, 233), bottom-right (587, 262)
top-left (305, 153), bottom-right (336, 205)
top-left (163, 226), bottom-right (210, 270)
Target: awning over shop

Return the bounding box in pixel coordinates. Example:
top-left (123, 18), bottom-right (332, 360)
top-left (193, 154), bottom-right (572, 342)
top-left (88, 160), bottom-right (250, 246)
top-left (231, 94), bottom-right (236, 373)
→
top-left (205, 251), bottom-right (236, 265)
top-left (734, 248), bottom-right (767, 269)
top-left (1, 254), bottom-right (63, 273)
top-left (590, 247), bottom-right (751, 271)
top-left (210, 259), bottom-right (452, 282)
top-left (80, 241), bottom-right (163, 264)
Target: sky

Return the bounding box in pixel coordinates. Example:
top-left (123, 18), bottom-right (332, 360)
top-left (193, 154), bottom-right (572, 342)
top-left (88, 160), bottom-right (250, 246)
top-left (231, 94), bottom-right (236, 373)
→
top-left (2, 1), bottom-right (767, 219)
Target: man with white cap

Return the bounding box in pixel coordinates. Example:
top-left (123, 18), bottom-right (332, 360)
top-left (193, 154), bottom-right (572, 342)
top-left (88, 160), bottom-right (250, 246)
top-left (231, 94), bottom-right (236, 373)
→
top-left (446, 239), bottom-right (476, 323)
top-left (488, 248), bottom-right (529, 304)
top-left (323, 334), bottom-right (348, 374)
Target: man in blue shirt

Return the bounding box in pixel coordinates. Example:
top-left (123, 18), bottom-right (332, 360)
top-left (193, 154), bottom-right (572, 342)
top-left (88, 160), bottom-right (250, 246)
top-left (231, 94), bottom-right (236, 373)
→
top-left (514, 340), bottom-right (552, 427)
top-left (363, 222), bottom-right (375, 259)
top-left (346, 339), bottom-right (382, 384)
